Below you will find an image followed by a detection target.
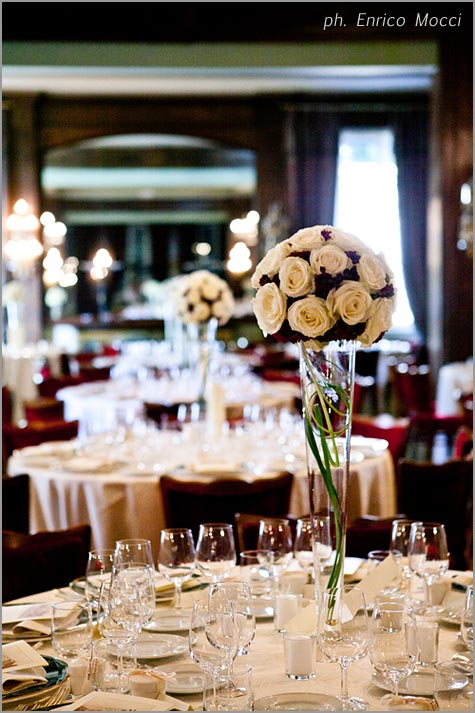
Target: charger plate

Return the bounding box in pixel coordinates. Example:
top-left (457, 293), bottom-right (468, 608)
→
top-left (373, 669), bottom-right (435, 696)
top-left (2, 656), bottom-right (70, 711)
top-left (254, 692), bottom-right (343, 710)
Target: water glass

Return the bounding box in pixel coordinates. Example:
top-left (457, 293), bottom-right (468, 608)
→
top-left (460, 585), bottom-right (473, 651)
top-left (51, 602), bottom-right (93, 663)
top-left (90, 637), bottom-right (137, 693)
top-left (239, 549), bottom-right (273, 597)
top-left (203, 663), bottom-right (253, 711)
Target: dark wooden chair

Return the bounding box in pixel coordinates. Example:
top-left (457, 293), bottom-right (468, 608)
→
top-left (160, 471), bottom-right (294, 543)
top-left (24, 397), bottom-right (65, 423)
top-left (2, 419), bottom-right (80, 461)
top-left (2, 473), bottom-right (30, 534)
top-left (2, 386), bottom-right (14, 425)
top-left (2, 524), bottom-right (91, 602)
top-left (397, 457), bottom-right (473, 570)
top-left (37, 375), bottom-right (83, 398)
top-left (234, 512), bottom-right (298, 554)
top-left (346, 514), bottom-right (407, 559)
top-left (144, 402), bottom-right (181, 429)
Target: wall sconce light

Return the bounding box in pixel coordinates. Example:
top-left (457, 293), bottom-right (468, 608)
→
top-left (4, 199), bottom-right (43, 278)
top-left (227, 241), bottom-right (253, 274)
top-left (229, 210), bottom-right (260, 246)
top-left (457, 177), bottom-right (473, 257)
top-left (41, 212), bottom-right (79, 288)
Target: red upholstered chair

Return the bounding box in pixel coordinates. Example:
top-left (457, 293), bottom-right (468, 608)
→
top-left (37, 375), bottom-right (83, 398)
top-left (351, 413), bottom-right (410, 468)
top-left (2, 524), bottom-right (91, 602)
top-left (77, 364), bottom-right (112, 382)
top-left (24, 397), bottom-right (65, 423)
top-left (2, 419), bottom-right (79, 461)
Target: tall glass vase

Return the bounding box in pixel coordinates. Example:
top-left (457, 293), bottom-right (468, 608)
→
top-left (298, 340), bottom-right (356, 601)
top-left (186, 317), bottom-right (218, 408)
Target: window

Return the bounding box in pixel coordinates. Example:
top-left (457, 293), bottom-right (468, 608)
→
top-left (333, 128), bottom-right (415, 333)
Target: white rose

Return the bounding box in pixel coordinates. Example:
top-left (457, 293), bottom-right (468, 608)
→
top-left (327, 281), bottom-right (373, 325)
top-left (358, 254), bottom-right (388, 291)
top-left (278, 257), bottom-right (314, 297)
top-left (192, 302), bottom-right (211, 321)
top-left (186, 287), bottom-right (201, 305)
top-left (310, 244), bottom-right (351, 276)
top-left (286, 226), bottom-right (326, 251)
top-left (359, 297), bottom-right (395, 346)
top-left (287, 296), bottom-right (335, 338)
top-left (201, 280), bottom-right (221, 301)
top-left (331, 228), bottom-right (370, 254)
top-left (252, 283), bottom-right (287, 336)
top-left (251, 242), bottom-right (292, 288)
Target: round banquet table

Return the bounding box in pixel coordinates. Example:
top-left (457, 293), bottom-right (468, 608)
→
top-left (4, 567), bottom-right (471, 712)
top-left (7, 426), bottom-right (397, 554)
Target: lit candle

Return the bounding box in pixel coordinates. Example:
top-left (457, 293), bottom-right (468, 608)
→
top-left (274, 593), bottom-right (301, 632)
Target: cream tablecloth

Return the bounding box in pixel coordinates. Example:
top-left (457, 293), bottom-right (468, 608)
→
top-left (7, 428), bottom-right (396, 554)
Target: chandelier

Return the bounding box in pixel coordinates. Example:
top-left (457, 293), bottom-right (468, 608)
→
top-left (4, 199), bottom-right (43, 278)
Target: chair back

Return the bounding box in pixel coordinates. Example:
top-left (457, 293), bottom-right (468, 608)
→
top-left (24, 397), bottom-right (65, 423)
top-left (2, 524), bottom-right (91, 602)
top-left (2, 386), bottom-right (13, 425)
top-left (159, 471), bottom-right (294, 543)
top-left (2, 473), bottom-right (30, 534)
top-left (397, 457), bottom-right (473, 570)
top-left (351, 414), bottom-right (410, 467)
top-left (2, 419), bottom-right (79, 461)
top-left (392, 363), bottom-right (435, 416)
top-left (37, 375), bottom-right (83, 398)
top-left (234, 512), bottom-right (298, 553)
top-left (346, 514), bottom-right (407, 559)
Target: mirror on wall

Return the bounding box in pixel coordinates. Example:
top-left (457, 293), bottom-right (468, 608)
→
top-left (41, 134), bottom-right (257, 318)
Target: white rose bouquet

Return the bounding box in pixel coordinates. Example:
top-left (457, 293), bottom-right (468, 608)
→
top-left (251, 224), bottom-right (396, 606)
top-left (251, 224), bottom-right (396, 348)
top-left (174, 270), bottom-right (235, 326)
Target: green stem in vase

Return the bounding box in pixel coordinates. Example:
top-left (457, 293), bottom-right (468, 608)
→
top-left (300, 342), bottom-right (352, 614)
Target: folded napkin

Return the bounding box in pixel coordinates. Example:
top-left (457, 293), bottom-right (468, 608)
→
top-left (2, 641), bottom-right (49, 696)
top-left (54, 690), bottom-right (194, 710)
top-left (2, 601), bottom-right (78, 638)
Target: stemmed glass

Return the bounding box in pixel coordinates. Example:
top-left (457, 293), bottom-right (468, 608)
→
top-left (317, 586), bottom-right (369, 711)
top-left (389, 519), bottom-right (422, 591)
top-left (189, 598), bottom-right (226, 709)
top-left (460, 585), bottom-right (474, 656)
top-left (369, 601), bottom-right (418, 699)
top-left (208, 581), bottom-right (256, 657)
top-left (196, 523), bottom-right (237, 583)
top-left (110, 562), bottom-right (156, 636)
top-left (407, 522), bottom-right (450, 616)
top-left (114, 538), bottom-right (156, 570)
top-left (257, 518), bottom-right (293, 593)
top-left (157, 528), bottom-right (197, 608)
top-left (85, 548), bottom-right (116, 610)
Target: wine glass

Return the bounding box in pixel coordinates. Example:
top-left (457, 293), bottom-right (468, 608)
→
top-left (208, 580), bottom-right (256, 656)
top-left (257, 518), bottom-right (293, 593)
top-left (369, 601), bottom-right (418, 699)
top-left (196, 523), bottom-right (237, 583)
top-left (189, 598), bottom-right (226, 709)
top-left (85, 548), bottom-right (116, 609)
top-left (157, 527), bottom-right (197, 608)
top-left (317, 585), bottom-right (369, 711)
top-left (407, 522), bottom-right (450, 617)
top-left (389, 519), bottom-right (422, 591)
top-left (110, 562), bottom-right (156, 636)
top-left (460, 585), bottom-right (474, 655)
top-left (293, 516), bottom-right (314, 579)
top-left (114, 538), bottom-right (155, 570)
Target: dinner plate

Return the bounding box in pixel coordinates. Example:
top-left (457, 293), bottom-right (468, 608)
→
top-left (254, 692), bottom-right (343, 710)
top-left (252, 598), bottom-right (274, 619)
top-left (372, 669), bottom-right (435, 696)
top-left (161, 663), bottom-right (205, 694)
top-left (436, 606), bottom-right (462, 626)
top-left (143, 611), bottom-right (192, 633)
top-left (135, 633), bottom-right (189, 660)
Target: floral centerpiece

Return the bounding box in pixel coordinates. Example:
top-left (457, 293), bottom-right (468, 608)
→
top-left (173, 269), bottom-right (235, 326)
top-left (251, 225), bottom-right (396, 601)
top-left (173, 270), bottom-right (235, 405)
top-left (3, 279), bottom-right (27, 349)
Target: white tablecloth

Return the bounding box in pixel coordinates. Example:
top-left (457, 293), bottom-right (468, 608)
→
top-left (7, 428), bottom-right (396, 553)
top-left (435, 359), bottom-right (473, 416)
top-left (5, 572), bottom-right (470, 712)
top-left (2, 342), bottom-right (63, 423)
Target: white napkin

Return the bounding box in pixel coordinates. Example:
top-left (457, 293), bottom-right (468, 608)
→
top-left (2, 601), bottom-right (78, 637)
top-left (2, 641), bottom-right (49, 695)
top-left (53, 690), bottom-right (193, 710)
